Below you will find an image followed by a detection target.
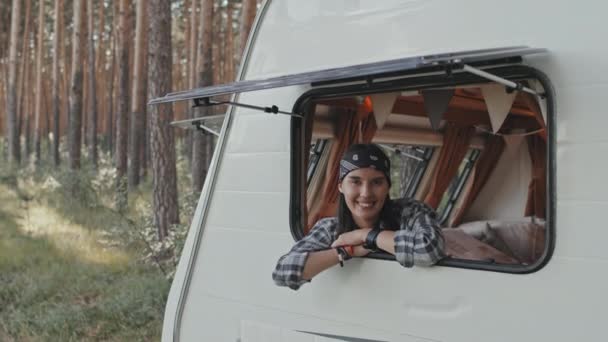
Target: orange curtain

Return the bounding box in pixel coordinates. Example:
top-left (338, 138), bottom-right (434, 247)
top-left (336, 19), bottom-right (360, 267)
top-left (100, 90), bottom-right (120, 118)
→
top-left (450, 135), bottom-right (506, 226)
top-left (306, 97), bottom-right (377, 231)
top-left (519, 92), bottom-right (547, 141)
top-left (525, 134), bottom-right (546, 219)
top-left (424, 123), bottom-right (476, 209)
top-left (301, 109), bottom-right (316, 231)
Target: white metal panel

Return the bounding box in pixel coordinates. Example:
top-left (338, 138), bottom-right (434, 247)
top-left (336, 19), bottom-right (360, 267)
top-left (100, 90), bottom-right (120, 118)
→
top-left (213, 152), bottom-right (290, 193)
top-left (225, 113), bottom-right (291, 154)
top-left (554, 201), bottom-right (608, 260)
top-left (167, 1), bottom-right (608, 341)
top-left (179, 227), bottom-right (608, 342)
top-left (205, 191), bottom-right (290, 233)
top-left (247, 0), bottom-right (608, 88)
top-left (555, 85), bottom-right (608, 144)
top-left (557, 142), bottom-right (608, 202)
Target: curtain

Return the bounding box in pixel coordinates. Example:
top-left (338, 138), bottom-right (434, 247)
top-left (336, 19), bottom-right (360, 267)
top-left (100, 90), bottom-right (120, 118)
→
top-left (450, 135), bottom-right (506, 226)
top-left (423, 123), bottom-right (476, 209)
top-left (524, 134), bottom-right (546, 219)
top-left (519, 92), bottom-right (547, 219)
top-left (519, 92), bottom-right (547, 141)
top-left (300, 110), bottom-right (316, 234)
top-left (306, 97), bottom-right (377, 231)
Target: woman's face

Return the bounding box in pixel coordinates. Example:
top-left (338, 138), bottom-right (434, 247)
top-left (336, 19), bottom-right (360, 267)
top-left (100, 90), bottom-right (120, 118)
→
top-left (338, 167), bottom-right (390, 227)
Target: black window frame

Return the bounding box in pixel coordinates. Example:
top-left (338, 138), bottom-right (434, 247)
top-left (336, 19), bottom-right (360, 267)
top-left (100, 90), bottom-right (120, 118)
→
top-left (290, 64), bottom-right (556, 274)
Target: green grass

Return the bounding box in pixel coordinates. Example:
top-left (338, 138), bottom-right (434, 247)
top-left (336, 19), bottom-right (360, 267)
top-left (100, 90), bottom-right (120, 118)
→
top-left (0, 181), bottom-right (170, 341)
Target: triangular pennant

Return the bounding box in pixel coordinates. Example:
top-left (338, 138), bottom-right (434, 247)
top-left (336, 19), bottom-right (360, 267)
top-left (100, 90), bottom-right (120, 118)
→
top-left (370, 92), bottom-right (399, 129)
top-left (422, 89), bottom-right (454, 130)
top-left (530, 79), bottom-right (548, 124)
top-left (481, 84), bottom-right (517, 133)
top-left (503, 133), bottom-right (525, 152)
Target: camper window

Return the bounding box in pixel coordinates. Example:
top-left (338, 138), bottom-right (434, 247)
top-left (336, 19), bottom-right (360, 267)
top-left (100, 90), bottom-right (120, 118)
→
top-left (292, 66), bottom-right (554, 273)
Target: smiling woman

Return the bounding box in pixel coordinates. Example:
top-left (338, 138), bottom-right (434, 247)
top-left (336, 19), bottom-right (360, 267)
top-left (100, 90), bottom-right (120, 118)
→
top-left (272, 143), bottom-right (445, 290)
top-left (289, 66), bottom-right (552, 276)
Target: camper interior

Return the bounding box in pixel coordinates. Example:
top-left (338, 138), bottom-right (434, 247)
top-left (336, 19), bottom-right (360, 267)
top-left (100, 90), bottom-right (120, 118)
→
top-left (293, 71), bottom-right (550, 271)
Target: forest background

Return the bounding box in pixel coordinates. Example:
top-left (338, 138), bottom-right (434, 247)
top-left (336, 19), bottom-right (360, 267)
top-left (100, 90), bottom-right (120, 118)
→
top-left (0, 0), bottom-right (260, 340)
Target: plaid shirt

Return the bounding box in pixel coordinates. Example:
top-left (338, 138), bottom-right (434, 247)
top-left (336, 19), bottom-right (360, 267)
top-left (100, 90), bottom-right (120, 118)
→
top-left (272, 198), bottom-right (445, 290)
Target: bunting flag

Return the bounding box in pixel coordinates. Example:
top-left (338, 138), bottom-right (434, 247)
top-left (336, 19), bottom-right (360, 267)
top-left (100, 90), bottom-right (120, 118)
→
top-left (422, 89), bottom-right (454, 130)
top-left (370, 92), bottom-right (399, 129)
top-left (502, 131), bottom-right (526, 152)
top-left (481, 84), bottom-right (517, 133)
top-left (530, 79), bottom-right (548, 124)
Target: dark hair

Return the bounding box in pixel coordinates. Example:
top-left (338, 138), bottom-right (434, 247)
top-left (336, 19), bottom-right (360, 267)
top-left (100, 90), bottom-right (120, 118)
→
top-left (336, 144), bottom-right (395, 234)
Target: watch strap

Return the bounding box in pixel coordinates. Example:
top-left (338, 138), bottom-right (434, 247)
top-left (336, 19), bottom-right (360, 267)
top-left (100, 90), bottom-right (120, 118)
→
top-left (363, 229), bottom-right (382, 251)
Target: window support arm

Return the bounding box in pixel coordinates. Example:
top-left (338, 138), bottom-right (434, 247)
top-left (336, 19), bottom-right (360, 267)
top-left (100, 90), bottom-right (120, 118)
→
top-left (193, 97), bottom-right (303, 118)
top-left (461, 64), bottom-right (544, 97)
top-left (194, 123), bottom-right (220, 137)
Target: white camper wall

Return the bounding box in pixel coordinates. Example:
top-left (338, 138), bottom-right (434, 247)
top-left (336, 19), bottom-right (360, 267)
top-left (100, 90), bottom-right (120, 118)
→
top-left (163, 0), bottom-right (608, 341)
top-left (465, 138), bottom-right (532, 221)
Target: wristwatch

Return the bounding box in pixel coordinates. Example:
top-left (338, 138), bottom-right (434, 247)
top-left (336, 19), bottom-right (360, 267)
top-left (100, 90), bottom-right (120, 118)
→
top-left (363, 229), bottom-right (382, 251)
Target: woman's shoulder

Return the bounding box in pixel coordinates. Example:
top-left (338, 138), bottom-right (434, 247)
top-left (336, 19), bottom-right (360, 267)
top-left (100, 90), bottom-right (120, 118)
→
top-left (390, 198), bottom-right (438, 218)
top-left (308, 217), bottom-right (339, 240)
top-left (311, 217), bottom-right (339, 230)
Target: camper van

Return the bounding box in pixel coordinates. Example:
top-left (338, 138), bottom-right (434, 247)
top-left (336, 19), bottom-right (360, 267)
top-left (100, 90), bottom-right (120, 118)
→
top-left (150, 1), bottom-right (608, 341)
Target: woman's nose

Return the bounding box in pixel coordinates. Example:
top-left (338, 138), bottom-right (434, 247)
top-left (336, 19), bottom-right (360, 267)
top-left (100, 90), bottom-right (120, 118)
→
top-left (360, 182), bottom-right (372, 196)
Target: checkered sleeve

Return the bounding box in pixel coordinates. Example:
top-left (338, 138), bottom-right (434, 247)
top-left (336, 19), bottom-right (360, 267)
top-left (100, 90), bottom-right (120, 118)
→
top-left (393, 200), bottom-right (445, 267)
top-left (272, 218), bottom-right (336, 290)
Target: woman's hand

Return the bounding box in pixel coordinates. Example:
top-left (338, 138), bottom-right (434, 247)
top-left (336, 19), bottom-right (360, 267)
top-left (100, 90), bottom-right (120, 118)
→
top-left (331, 228), bottom-right (372, 257)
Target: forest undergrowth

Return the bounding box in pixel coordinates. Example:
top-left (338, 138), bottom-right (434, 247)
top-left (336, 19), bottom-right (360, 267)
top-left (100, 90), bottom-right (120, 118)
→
top-left (0, 145), bottom-right (197, 341)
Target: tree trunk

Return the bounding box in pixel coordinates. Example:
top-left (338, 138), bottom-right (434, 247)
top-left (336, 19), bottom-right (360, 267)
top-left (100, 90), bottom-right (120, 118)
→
top-left (225, 1), bottom-right (235, 83)
top-left (106, 32), bottom-right (115, 154)
top-left (191, 0), bottom-right (214, 193)
top-left (148, 0), bottom-right (179, 240)
top-left (239, 0), bottom-right (257, 58)
top-left (17, 0), bottom-right (32, 160)
top-left (52, 0), bottom-right (64, 167)
top-left (87, 0), bottom-right (98, 169)
top-left (184, 0), bottom-right (199, 165)
top-left (5, 0), bottom-right (21, 166)
top-left (68, 0), bottom-right (85, 170)
top-left (115, 0), bottom-right (131, 211)
top-left (24, 48), bottom-right (32, 159)
top-left (95, 2), bottom-right (105, 150)
top-left (128, 0), bottom-right (147, 189)
top-left (141, 33), bottom-right (149, 180)
top-left (34, 0), bottom-right (46, 165)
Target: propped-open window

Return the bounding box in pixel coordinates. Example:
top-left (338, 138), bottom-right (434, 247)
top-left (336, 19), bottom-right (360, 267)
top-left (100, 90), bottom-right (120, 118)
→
top-left (149, 46), bottom-right (554, 273)
top-left (290, 63), bottom-right (554, 273)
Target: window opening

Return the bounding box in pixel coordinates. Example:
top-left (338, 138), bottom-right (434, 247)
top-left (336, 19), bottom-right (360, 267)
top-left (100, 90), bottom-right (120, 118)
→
top-left (380, 144), bottom-right (434, 200)
top-left (436, 148), bottom-right (481, 224)
top-left (307, 139), bottom-right (328, 184)
top-left (291, 65), bottom-right (554, 274)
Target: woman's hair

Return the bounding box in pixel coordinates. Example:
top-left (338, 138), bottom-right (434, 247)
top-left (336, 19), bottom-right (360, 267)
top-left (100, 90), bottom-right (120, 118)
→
top-left (336, 144), bottom-right (396, 234)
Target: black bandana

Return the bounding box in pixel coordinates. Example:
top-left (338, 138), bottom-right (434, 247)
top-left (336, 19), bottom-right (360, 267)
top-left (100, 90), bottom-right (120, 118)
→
top-left (339, 144), bottom-right (391, 185)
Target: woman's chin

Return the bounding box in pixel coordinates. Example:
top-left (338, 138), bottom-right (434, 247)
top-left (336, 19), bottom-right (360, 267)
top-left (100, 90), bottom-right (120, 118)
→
top-left (353, 208), bottom-right (381, 223)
